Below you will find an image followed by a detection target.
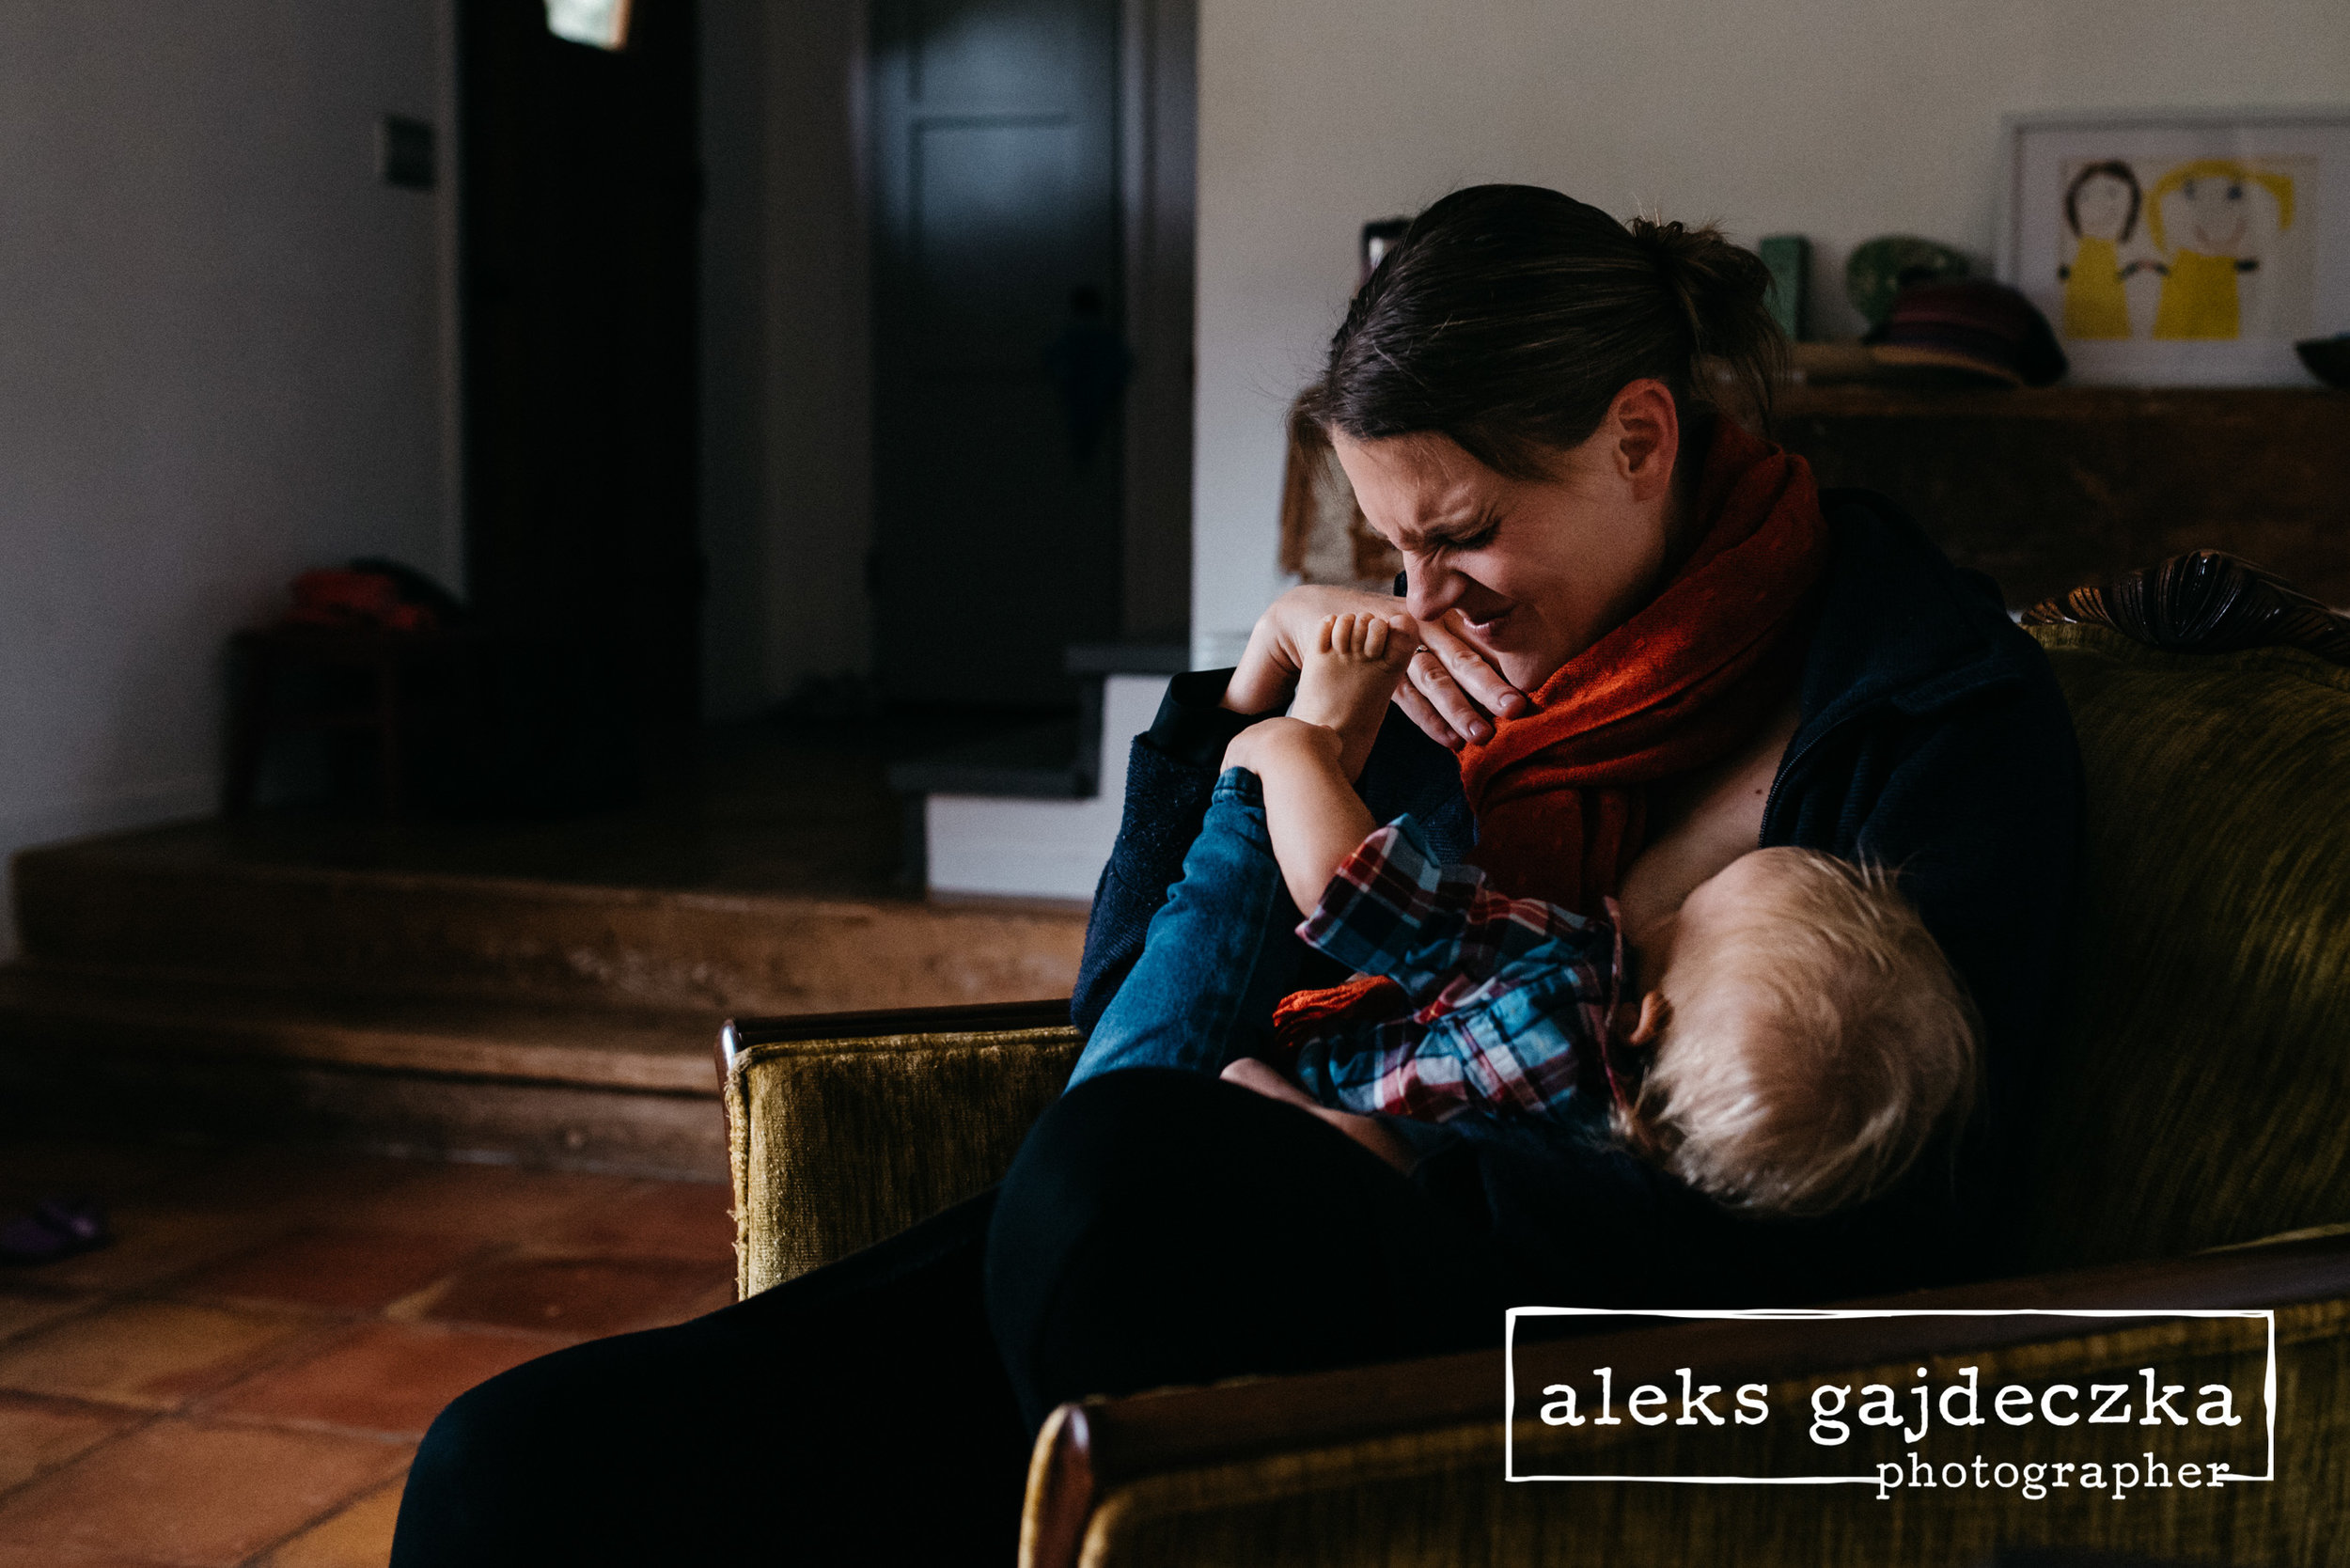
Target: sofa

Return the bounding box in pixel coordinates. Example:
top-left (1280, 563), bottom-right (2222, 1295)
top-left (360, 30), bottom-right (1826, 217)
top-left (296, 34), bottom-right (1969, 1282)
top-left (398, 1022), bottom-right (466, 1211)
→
top-left (720, 553), bottom-right (2350, 1566)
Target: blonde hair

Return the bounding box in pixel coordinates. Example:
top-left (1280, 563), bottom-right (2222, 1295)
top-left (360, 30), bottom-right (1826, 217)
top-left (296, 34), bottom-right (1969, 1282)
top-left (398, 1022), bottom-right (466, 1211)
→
top-left (2146, 159), bottom-right (2295, 254)
top-left (1617, 848), bottom-right (1979, 1218)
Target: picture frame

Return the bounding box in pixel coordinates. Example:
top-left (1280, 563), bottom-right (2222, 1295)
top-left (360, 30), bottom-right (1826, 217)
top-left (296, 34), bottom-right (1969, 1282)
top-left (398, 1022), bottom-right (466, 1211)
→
top-left (1998, 107), bottom-right (2350, 385)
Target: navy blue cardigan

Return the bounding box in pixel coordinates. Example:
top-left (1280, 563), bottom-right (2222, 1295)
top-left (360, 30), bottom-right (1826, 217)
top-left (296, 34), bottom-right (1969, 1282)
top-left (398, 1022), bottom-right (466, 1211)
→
top-left (1073, 494), bottom-right (2085, 1306)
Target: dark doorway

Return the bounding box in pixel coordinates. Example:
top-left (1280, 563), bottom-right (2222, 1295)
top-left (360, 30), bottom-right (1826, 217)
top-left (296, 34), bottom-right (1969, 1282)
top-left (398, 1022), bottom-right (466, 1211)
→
top-left (459, 0), bottom-right (704, 745)
top-left (868, 0), bottom-right (1127, 707)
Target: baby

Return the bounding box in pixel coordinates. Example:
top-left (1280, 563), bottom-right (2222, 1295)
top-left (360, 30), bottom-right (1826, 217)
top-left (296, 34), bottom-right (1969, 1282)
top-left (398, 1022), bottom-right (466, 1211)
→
top-left (1212, 612), bottom-right (1981, 1218)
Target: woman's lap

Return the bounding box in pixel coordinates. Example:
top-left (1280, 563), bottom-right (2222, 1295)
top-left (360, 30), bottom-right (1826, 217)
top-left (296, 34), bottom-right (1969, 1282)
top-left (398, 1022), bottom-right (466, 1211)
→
top-left (989, 1069), bottom-right (1516, 1427)
top-left (392, 1074), bottom-right (1521, 1563)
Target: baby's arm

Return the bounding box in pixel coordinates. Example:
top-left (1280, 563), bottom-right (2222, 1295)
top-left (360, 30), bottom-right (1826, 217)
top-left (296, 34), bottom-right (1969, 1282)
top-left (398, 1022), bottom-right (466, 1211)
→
top-left (1221, 718), bottom-right (1376, 914)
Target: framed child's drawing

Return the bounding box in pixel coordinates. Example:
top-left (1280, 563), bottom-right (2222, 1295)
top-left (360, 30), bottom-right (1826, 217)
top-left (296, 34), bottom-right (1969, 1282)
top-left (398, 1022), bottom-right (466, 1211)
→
top-left (1998, 108), bottom-right (2350, 385)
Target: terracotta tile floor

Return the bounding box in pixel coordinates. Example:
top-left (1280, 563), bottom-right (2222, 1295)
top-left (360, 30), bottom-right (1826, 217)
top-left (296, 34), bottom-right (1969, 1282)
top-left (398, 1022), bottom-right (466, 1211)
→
top-left (0, 1139), bottom-right (735, 1566)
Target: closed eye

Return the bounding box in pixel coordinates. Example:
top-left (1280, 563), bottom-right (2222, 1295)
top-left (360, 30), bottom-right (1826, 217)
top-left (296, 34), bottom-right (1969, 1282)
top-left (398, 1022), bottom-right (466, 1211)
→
top-left (1431, 515), bottom-right (1500, 554)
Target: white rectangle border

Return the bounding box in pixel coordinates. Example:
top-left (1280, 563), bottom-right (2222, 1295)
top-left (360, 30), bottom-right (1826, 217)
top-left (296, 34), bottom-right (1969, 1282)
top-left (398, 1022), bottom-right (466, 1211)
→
top-left (1503, 1307), bottom-right (2276, 1486)
top-left (1993, 105), bottom-right (2350, 385)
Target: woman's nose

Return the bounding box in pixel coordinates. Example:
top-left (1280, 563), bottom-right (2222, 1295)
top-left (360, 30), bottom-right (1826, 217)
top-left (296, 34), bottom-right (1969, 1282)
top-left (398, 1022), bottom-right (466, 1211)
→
top-left (1403, 555), bottom-right (1465, 623)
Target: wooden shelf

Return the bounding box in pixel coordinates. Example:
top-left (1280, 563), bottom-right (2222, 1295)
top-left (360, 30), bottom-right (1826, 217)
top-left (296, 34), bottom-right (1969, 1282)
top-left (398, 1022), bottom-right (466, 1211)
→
top-left (1769, 382), bottom-right (2350, 609)
top-left (1776, 382), bottom-right (2343, 421)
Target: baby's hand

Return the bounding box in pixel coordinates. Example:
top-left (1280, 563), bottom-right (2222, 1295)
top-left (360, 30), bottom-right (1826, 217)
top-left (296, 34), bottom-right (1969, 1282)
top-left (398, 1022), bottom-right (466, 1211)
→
top-left (1219, 1058), bottom-right (1418, 1172)
top-left (1288, 612), bottom-right (1418, 780)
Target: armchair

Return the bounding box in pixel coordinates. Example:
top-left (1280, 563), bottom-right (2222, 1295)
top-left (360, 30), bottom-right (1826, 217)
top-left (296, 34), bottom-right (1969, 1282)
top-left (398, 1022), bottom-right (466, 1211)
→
top-left (722, 555), bottom-right (2350, 1565)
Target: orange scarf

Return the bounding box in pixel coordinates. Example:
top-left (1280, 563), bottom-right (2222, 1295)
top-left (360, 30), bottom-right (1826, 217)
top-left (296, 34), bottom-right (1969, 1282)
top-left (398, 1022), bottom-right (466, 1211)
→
top-left (1272, 417), bottom-right (1830, 1044)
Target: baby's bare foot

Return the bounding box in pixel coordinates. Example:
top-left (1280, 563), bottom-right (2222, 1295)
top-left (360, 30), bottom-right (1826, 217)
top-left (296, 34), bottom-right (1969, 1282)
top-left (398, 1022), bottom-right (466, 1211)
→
top-left (1290, 612), bottom-right (1415, 779)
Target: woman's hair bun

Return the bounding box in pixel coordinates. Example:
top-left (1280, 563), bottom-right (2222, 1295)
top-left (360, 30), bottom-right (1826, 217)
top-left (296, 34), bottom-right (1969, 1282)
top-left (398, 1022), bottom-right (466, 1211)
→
top-left (1626, 215), bottom-right (1787, 416)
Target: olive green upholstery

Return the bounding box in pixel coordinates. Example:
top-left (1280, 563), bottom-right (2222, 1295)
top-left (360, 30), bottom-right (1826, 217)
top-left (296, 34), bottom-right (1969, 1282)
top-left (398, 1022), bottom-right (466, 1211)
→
top-left (1047, 1302), bottom-right (2350, 1568)
top-left (724, 622), bottom-right (2350, 1565)
top-left (727, 1020), bottom-right (1078, 1296)
top-left (2023, 626), bottom-right (2350, 1266)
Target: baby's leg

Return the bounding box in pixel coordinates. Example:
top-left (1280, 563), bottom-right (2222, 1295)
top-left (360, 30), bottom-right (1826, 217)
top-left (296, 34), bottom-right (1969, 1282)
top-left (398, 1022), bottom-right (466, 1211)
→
top-left (1289, 613), bottom-right (1417, 780)
top-left (1065, 771), bottom-right (1305, 1089)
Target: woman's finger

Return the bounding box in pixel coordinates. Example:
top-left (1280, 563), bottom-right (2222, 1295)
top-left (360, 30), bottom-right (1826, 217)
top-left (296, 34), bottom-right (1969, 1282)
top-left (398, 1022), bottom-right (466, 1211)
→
top-left (1388, 676), bottom-right (1466, 750)
top-left (1406, 650), bottom-right (1496, 745)
top-left (1419, 619), bottom-right (1530, 720)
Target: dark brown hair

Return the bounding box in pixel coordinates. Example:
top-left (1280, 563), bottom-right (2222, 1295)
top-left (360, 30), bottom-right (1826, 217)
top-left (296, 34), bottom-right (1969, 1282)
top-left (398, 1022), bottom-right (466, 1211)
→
top-left (1297, 184), bottom-right (1787, 481)
top-left (2063, 160), bottom-right (2142, 242)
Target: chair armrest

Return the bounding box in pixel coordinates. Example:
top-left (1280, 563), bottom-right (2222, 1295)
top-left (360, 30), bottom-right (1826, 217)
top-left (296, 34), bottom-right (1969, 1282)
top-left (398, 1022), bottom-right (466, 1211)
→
top-left (1024, 1232), bottom-right (2350, 1568)
top-left (722, 1000), bottom-right (1080, 1296)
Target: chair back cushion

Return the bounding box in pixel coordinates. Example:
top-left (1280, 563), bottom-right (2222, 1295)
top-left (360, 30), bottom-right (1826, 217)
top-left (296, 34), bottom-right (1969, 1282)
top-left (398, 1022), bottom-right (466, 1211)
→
top-left (2023, 623), bottom-right (2350, 1265)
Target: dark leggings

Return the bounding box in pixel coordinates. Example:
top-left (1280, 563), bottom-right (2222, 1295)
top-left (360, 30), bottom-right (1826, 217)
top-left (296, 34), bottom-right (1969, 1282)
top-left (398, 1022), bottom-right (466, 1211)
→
top-left (390, 1070), bottom-right (1517, 1565)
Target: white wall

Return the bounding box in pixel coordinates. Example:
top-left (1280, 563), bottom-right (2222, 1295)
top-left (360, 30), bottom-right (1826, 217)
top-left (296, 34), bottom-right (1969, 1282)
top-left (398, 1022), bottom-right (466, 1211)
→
top-left (1191, 0), bottom-right (2350, 666)
top-left (925, 674), bottom-right (1168, 900)
top-left (700, 0), bottom-right (873, 719)
top-left (0, 1), bottom-right (456, 949)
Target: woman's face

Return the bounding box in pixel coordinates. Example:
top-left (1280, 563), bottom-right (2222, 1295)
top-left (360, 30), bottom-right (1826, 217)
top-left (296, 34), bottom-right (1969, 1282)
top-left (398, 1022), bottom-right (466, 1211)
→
top-left (1331, 382), bottom-right (1683, 693)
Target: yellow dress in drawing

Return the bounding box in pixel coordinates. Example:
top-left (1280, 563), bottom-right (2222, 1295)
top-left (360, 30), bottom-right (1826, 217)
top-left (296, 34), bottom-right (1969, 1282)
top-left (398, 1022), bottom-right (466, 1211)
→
top-left (2145, 158), bottom-right (2296, 343)
top-left (2152, 249), bottom-right (2244, 340)
top-left (2062, 236), bottom-right (2131, 338)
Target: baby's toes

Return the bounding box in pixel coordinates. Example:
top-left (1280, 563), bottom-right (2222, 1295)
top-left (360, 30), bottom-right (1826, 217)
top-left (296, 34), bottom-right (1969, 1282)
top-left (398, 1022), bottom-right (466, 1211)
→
top-left (1361, 617), bottom-right (1388, 659)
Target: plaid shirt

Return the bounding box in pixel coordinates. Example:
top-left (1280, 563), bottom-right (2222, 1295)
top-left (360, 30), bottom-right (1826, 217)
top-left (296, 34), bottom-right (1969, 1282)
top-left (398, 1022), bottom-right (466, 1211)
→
top-left (1287, 815), bottom-right (1622, 1124)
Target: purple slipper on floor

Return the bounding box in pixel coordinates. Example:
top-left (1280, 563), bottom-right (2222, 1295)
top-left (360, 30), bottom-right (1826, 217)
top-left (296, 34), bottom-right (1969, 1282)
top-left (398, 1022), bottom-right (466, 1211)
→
top-left (0, 1196), bottom-right (110, 1264)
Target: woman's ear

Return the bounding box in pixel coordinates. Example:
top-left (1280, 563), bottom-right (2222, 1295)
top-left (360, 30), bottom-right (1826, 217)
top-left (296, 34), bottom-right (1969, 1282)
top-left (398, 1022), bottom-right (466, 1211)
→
top-left (1607, 378), bottom-right (1681, 500)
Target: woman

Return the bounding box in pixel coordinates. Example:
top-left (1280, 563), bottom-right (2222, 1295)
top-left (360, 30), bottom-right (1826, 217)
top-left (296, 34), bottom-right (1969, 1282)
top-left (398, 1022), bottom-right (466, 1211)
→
top-left (392, 186), bottom-right (2081, 1563)
top-left (2060, 160), bottom-right (2142, 340)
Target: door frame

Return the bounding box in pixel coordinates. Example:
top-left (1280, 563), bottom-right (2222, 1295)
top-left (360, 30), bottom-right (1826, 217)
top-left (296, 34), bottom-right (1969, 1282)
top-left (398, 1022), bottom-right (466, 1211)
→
top-left (1116, 0), bottom-right (1196, 646)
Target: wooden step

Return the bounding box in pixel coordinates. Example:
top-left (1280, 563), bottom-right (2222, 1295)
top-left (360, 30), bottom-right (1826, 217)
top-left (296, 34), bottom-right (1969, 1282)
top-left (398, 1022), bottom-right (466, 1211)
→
top-left (14, 836), bottom-right (1088, 1014)
top-left (0, 965), bottom-right (732, 1179)
top-left (0, 964), bottom-right (719, 1090)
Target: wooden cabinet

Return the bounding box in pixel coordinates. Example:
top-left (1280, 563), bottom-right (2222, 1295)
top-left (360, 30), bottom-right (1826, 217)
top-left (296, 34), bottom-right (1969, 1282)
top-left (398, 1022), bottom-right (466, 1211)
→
top-left (1773, 385), bottom-right (2350, 608)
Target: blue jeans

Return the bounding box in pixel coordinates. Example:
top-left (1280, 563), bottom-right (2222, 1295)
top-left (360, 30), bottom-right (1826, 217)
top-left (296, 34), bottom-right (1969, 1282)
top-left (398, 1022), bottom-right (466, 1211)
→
top-left (1065, 770), bottom-right (1304, 1089)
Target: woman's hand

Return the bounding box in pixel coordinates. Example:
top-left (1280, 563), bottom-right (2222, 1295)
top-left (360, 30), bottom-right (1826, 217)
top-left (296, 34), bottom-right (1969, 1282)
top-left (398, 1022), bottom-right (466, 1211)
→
top-left (1223, 585), bottom-right (1401, 714)
top-left (1389, 612), bottom-right (1529, 750)
top-left (1226, 588), bottom-right (1528, 749)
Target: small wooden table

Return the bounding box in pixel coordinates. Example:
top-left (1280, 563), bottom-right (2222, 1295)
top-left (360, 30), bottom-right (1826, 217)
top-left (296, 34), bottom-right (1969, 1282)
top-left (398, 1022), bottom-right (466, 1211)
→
top-left (224, 625), bottom-right (487, 817)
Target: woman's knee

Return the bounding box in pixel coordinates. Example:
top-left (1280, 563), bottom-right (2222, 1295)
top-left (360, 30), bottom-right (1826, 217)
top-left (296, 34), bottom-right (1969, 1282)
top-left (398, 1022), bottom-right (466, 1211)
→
top-left (394, 1351), bottom-right (596, 1565)
top-left (394, 1328), bottom-right (731, 1564)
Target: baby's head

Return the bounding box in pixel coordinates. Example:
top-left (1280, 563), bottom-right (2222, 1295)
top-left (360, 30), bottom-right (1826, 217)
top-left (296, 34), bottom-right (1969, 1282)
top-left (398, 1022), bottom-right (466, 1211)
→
top-left (1615, 848), bottom-right (1978, 1218)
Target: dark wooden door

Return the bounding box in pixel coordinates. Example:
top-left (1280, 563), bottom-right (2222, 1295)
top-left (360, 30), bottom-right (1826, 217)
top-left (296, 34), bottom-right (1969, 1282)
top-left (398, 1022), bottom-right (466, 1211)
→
top-left (460, 0), bottom-right (702, 733)
top-left (870, 0), bottom-right (1124, 707)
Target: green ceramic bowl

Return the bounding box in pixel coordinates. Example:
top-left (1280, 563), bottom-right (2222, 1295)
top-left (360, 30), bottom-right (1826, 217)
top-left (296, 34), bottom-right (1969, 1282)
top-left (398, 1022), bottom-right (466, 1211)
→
top-left (1845, 236), bottom-right (1971, 331)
